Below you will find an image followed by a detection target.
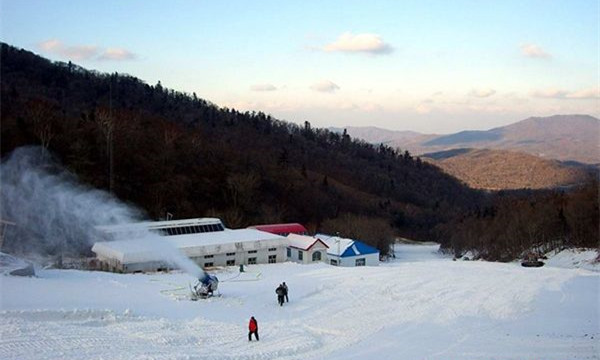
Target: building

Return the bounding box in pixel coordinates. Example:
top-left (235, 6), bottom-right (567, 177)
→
top-left (92, 218), bottom-right (287, 273)
top-left (316, 234), bottom-right (380, 267)
top-left (248, 223), bottom-right (308, 236)
top-left (286, 233), bottom-right (329, 264)
top-left (172, 229), bottom-right (286, 268)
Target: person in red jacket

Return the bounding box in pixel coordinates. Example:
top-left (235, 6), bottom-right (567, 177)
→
top-left (248, 316), bottom-right (259, 341)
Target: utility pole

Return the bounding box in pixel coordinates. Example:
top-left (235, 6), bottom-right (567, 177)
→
top-left (335, 232), bottom-right (340, 266)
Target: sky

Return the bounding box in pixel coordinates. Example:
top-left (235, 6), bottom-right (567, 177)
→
top-left (1, 0), bottom-right (598, 133)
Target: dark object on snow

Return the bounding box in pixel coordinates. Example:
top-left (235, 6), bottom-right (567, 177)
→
top-left (282, 282), bottom-right (289, 303)
top-left (248, 316), bottom-right (259, 341)
top-left (276, 284), bottom-right (285, 306)
top-left (9, 263), bottom-right (35, 276)
top-left (521, 260), bottom-right (545, 267)
top-left (191, 273), bottom-right (219, 300)
top-left (522, 252), bottom-right (545, 267)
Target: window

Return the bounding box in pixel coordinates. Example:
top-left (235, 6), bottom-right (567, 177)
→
top-left (204, 262), bottom-right (213, 267)
top-left (268, 255), bottom-right (277, 264)
top-left (330, 259), bottom-right (338, 266)
top-left (226, 259), bottom-right (235, 266)
top-left (226, 252), bottom-right (236, 257)
top-left (248, 257), bottom-right (257, 265)
top-left (204, 255), bottom-right (213, 259)
top-left (268, 247), bottom-right (277, 252)
top-left (248, 250), bottom-right (257, 254)
top-left (287, 248), bottom-right (291, 257)
top-left (312, 251), bottom-right (322, 261)
top-left (298, 251), bottom-right (303, 261)
top-left (355, 258), bottom-right (366, 266)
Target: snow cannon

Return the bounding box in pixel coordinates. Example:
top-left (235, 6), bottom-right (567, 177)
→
top-left (192, 273), bottom-right (219, 299)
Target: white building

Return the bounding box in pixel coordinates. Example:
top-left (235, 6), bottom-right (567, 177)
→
top-left (316, 234), bottom-right (380, 267)
top-left (92, 218), bottom-right (287, 273)
top-left (286, 233), bottom-right (329, 264)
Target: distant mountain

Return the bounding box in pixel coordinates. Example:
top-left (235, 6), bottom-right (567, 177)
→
top-left (341, 115), bottom-right (600, 164)
top-left (422, 148), bottom-right (593, 190)
top-left (329, 126), bottom-right (429, 145)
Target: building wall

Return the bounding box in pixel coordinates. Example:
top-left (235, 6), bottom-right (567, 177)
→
top-left (96, 255), bottom-right (171, 273)
top-left (287, 247), bottom-right (327, 264)
top-left (97, 246), bottom-right (287, 273)
top-left (327, 253), bottom-right (379, 267)
top-left (188, 246), bottom-right (286, 268)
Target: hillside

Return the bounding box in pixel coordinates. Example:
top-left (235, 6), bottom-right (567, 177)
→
top-left (422, 148), bottom-right (592, 190)
top-left (0, 43), bottom-right (479, 254)
top-left (343, 115), bottom-right (600, 164)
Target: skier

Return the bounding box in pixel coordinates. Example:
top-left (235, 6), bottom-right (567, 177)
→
top-left (275, 284), bottom-right (285, 306)
top-left (248, 316), bottom-right (259, 341)
top-left (282, 282), bottom-right (289, 303)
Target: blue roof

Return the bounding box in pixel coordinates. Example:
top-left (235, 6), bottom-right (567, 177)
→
top-left (340, 240), bottom-right (379, 257)
top-left (316, 233), bottom-right (380, 257)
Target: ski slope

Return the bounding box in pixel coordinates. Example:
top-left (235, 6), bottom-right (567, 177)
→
top-left (0, 244), bottom-right (598, 360)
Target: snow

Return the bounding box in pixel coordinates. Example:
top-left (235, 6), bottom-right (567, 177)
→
top-left (315, 234), bottom-right (355, 256)
top-left (286, 234), bottom-right (328, 251)
top-left (170, 229), bottom-right (284, 249)
top-left (1, 244), bottom-right (598, 360)
top-left (545, 248), bottom-right (600, 272)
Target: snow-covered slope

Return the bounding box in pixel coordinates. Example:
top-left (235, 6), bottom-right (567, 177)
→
top-left (0, 244), bottom-right (598, 360)
top-left (545, 248), bottom-right (600, 272)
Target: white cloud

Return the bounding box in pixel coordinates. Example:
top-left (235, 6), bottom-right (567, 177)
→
top-left (530, 88), bottom-right (568, 98)
top-left (250, 84), bottom-right (277, 92)
top-left (323, 33), bottom-right (393, 55)
top-left (530, 87), bottom-right (599, 99)
top-left (469, 88), bottom-right (497, 98)
top-left (520, 43), bottom-right (551, 58)
top-left (310, 80), bottom-right (340, 93)
top-left (99, 48), bottom-right (137, 61)
top-left (37, 39), bottom-right (136, 61)
top-left (415, 103), bottom-right (432, 114)
top-left (38, 39), bottom-right (62, 52)
top-left (566, 88), bottom-right (599, 99)
top-left (38, 39), bottom-right (98, 60)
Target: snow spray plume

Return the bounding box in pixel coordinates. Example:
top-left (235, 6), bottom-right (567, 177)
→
top-left (0, 147), bottom-right (205, 278)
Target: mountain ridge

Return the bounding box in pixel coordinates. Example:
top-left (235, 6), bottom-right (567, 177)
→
top-left (335, 114), bottom-right (600, 164)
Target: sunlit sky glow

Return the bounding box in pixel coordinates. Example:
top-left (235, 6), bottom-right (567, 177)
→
top-left (1, 0), bottom-right (597, 133)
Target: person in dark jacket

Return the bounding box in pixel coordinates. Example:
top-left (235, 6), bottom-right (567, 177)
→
top-left (275, 284), bottom-right (285, 306)
top-left (282, 282), bottom-right (289, 303)
top-left (248, 316), bottom-right (259, 341)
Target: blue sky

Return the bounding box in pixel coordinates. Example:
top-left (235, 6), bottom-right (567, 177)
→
top-left (1, 0), bottom-right (597, 133)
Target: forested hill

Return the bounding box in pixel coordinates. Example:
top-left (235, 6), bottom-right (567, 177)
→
top-left (0, 43), bottom-right (480, 252)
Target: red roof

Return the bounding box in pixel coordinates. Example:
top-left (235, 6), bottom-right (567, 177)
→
top-left (249, 223), bottom-right (308, 235)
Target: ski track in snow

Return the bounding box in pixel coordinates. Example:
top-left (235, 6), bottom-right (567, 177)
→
top-left (0, 244), bottom-right (598, 360)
